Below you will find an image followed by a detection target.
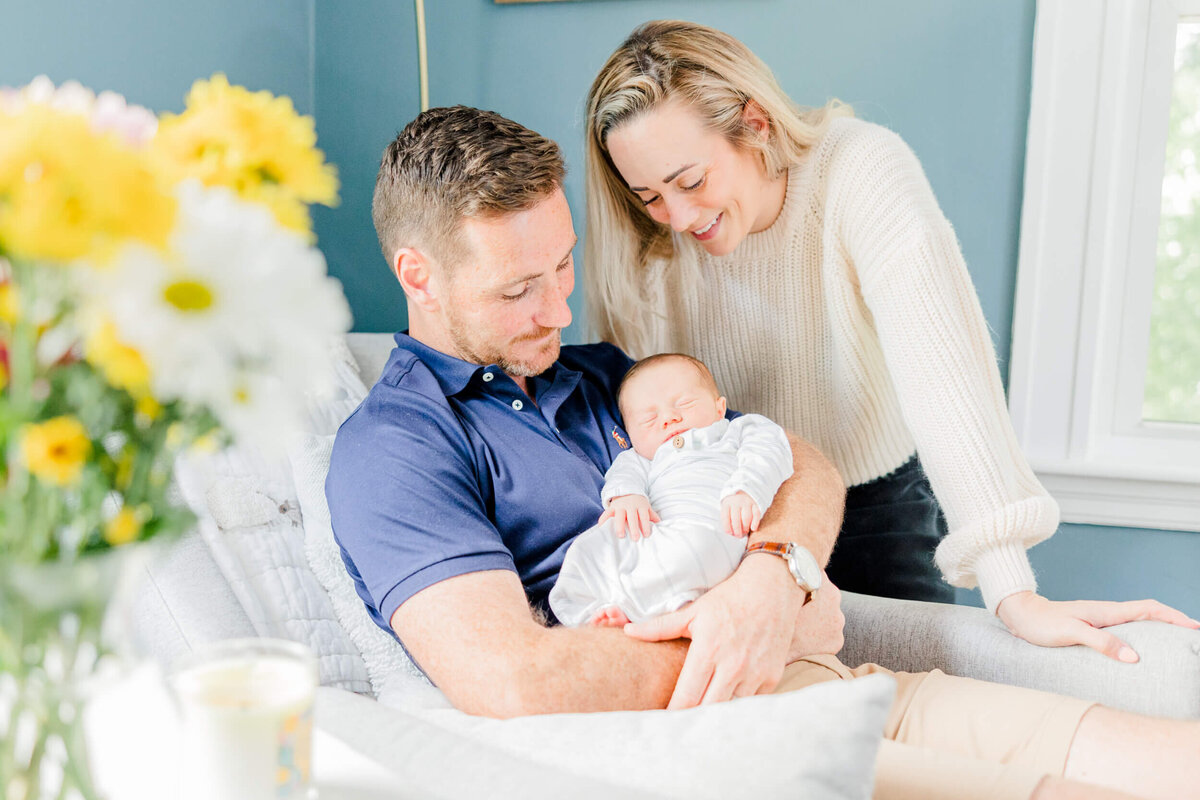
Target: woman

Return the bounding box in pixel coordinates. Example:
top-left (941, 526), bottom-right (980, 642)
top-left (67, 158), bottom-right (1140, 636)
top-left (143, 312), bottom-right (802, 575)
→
top-left (583, 20), bottom-right (1197, 652)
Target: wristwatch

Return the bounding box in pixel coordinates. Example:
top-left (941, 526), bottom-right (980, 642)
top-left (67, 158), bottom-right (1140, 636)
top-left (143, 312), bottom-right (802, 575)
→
top-left (741, 542), bottom-right (822, 603)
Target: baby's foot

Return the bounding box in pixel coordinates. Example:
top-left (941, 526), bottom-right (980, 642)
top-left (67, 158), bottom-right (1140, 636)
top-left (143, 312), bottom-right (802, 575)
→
top-left (589, 607), bottom-right (632, 628)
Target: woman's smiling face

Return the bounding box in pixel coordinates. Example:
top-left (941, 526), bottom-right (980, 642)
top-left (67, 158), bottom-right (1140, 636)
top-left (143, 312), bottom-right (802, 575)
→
top-left (604, 99), bottom-right (784, 257)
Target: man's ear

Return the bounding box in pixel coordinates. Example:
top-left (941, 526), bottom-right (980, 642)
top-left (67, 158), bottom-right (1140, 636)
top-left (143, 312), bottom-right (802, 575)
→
top-left (742, 100), bottom-right (772, 143)
top-left (394, 248), bottom-right (441, 312)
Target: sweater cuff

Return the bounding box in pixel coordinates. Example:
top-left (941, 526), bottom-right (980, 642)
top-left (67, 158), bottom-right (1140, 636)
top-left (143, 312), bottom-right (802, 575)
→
top-left (973, 542), bottom-right (1038, 615)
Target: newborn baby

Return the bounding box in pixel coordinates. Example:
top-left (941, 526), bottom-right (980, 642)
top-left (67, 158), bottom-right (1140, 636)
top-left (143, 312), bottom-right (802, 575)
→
top-left (549, 353), bottom-right (794, 627)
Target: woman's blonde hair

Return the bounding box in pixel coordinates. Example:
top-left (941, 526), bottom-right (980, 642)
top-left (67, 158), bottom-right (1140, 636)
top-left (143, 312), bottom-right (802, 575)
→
top-left (584, 20), bottom-right (851, 354)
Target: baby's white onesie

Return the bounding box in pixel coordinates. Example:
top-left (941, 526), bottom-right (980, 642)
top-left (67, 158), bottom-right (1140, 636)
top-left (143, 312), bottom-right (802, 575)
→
top-left (549, 414), bottom-right (794, 626)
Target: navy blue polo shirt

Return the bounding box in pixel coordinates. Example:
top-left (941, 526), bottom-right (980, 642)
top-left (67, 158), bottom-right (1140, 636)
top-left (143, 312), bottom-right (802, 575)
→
top-left (326, 332), bottom-right (635, 637)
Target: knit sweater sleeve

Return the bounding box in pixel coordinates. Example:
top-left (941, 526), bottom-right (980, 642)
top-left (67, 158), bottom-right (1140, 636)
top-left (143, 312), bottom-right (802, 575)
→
top-left (829, 122), bottom-right (1058, 612)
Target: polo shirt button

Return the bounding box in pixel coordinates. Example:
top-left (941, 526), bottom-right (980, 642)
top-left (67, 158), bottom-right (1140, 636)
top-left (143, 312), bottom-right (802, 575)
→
top-left (512, 399), bottom-right (524, 411)
top-left (482, 372), bottom-right (494, 382)
top-left (672, 435), bottom-right (685, 449)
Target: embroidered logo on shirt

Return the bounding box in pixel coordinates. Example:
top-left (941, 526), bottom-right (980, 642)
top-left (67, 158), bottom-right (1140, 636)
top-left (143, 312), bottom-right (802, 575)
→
top-left (611, 426), bottom-right (629, 449)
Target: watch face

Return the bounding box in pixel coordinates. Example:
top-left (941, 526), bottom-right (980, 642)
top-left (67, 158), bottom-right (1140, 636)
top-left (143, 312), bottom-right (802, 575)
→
top-left (788, 546), bottom-right (823, 591)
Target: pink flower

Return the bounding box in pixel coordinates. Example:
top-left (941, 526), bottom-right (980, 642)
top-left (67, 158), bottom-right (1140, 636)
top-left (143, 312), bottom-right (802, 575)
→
top-left (0, 76), bottom-right (158, 147)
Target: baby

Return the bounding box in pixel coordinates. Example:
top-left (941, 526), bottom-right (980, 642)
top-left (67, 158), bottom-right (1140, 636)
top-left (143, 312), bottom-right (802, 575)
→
top-left (548, 353), bottom-right (794, 627)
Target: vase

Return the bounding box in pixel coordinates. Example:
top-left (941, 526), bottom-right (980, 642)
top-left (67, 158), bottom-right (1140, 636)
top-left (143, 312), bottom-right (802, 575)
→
top-left (0, 549), bottom-right (139, 800)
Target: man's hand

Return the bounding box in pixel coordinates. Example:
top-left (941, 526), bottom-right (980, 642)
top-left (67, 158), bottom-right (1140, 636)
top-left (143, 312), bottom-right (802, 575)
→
top-left (622, 553), bottom-right (806, 708)
top-left (786, 573), bottom-right (845, 663)
top-left (598, 494), bottom-right (660, 540)
top-left (996, 591), bottom-right (1200, 662)
top-left (720, 491), bottom-right (761, 538)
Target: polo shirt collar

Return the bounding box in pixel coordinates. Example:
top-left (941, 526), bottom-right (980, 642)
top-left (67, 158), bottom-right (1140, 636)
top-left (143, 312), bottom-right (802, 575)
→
top-left (393, 331), bottom-right (578, 399)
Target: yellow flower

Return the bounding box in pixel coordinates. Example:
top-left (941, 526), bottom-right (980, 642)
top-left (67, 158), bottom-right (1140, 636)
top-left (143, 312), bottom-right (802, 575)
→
top-left (0, 282), bottom-right (18, 325)
top-left (0, 106), bottom-right (175, 262)
top-left (152, 74), bottom-right (338, 233)
top-left (115, 447), bottom-right (135, 490)
top-left (135, 394), bottom-right (162, 423)
top-left (19, 415), bottom-right (92, 486)
top-left (190, 430), bottom-right (220, 453)
top-left (104, 505), bottom-right (145, 546)
top-left (84, 319), bottom-right (151, 396)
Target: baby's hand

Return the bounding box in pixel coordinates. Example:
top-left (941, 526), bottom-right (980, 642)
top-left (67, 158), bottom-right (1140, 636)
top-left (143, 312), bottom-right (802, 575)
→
top-left (599, 494), bottom-right (660, 541)
top-left (721, 492), bottom-right (761, 538)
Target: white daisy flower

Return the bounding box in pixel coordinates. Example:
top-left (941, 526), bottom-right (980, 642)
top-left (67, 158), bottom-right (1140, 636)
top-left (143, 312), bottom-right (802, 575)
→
top-left (84, 181), bottom-right (352, 451)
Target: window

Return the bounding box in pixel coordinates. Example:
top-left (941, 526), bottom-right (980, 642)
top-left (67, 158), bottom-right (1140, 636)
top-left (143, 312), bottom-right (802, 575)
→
top-left (1009, 0), bottom-right (1200, 531)
top-left (1146, 21), bottom-right (1200, 425)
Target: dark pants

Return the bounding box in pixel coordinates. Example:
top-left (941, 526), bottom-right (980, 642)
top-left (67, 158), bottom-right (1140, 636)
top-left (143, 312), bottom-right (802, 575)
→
top-left (825, 455), bottom-right (957, 604)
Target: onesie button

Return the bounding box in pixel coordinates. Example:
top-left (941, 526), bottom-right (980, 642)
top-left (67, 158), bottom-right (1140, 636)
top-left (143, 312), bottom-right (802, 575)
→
top-left (672, 435), bottom-right (685, 449)
top-left (482, 372), bottom-right (494, 382)
top-left (511, 399), bottom-right (524, 411)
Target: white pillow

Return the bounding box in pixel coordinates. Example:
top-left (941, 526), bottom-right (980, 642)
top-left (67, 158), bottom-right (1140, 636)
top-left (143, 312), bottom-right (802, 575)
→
top-left (424, 675), bottom-right (893, 800)
top-left (288, 432), bottom-right (436, 702)
top-left (290, 431), bottom-right (892, 799)
top-left (170, 337), bottom-right (378, 694)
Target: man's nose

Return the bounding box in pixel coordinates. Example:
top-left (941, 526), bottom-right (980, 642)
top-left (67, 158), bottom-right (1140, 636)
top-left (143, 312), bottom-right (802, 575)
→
top-left (535, 282), bottom-right (573, 329)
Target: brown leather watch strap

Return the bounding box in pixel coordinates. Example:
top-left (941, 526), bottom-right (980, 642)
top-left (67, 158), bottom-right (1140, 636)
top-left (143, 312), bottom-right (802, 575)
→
top-left (741, 541), bottom-right (791, 560)
top-left (740, 542), bottom-right (818, 605)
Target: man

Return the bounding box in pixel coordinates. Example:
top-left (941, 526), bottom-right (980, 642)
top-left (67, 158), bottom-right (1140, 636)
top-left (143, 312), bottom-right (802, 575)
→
top-left (327, 106), bottom-right (1197, 799)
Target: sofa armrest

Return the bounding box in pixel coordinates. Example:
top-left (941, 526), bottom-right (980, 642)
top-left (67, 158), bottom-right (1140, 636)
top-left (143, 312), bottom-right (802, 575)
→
top-left (129, 530), bottom-right (257, 666)
top-left (840, 591), bottom-right (1200, 719)
top-left (315, 687), bottom-right (657, 800)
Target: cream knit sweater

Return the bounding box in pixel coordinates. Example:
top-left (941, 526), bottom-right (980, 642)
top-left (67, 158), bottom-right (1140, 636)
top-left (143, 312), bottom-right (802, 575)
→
top-left (645, 117), bottom-right (1058, 612)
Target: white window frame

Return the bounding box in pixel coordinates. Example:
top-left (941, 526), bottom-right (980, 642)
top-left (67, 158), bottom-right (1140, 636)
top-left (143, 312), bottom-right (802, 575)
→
top-left (1010, 0), bottom-right (1200, 531)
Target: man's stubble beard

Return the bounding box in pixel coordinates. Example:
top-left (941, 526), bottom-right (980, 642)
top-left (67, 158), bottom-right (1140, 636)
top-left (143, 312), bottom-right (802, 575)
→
top-left (446, 317), bottom-right (562, 378)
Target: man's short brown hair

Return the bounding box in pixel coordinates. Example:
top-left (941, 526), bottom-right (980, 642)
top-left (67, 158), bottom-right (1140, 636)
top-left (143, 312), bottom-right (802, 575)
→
top-left (372, 106), bottom-right (566, 272)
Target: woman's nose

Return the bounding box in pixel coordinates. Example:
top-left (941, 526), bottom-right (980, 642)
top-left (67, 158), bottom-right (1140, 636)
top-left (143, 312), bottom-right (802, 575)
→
top-left (661, 196), bottom-right (697, 233)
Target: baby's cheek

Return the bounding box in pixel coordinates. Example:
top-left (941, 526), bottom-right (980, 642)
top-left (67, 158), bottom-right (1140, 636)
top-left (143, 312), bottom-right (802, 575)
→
top-left (628, 431), bottom-right (658, 460)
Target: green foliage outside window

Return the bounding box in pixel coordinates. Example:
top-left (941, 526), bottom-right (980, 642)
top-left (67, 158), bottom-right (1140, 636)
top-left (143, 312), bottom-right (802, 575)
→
top-left (1145, 23), bottom-right (1200, 424)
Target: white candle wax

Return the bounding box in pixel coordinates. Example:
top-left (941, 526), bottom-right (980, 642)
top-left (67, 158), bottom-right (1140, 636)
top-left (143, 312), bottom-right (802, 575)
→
top-left (172, 642), bottom-right (317, 800)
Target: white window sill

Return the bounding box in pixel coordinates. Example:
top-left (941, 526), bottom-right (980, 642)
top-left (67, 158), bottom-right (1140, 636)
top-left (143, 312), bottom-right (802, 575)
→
top-left (1031, 461), bottom-right (1200, 532)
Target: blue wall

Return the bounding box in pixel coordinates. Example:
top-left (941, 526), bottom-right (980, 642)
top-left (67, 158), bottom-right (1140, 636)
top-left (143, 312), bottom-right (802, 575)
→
top-left (4, 0), bottom-right (1197, 617)
top-left (317, 0), bottom-right (1034, 355)
top-left (0, 0), bottom-right (313, 118)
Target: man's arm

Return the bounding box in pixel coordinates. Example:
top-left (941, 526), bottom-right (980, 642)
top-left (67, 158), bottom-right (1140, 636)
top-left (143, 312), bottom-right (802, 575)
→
top-left (753, 432), bottom-right (847, 663)
top-left (624, 431), bottom-right (846, 708)
top-left (393, 431), bottom-right (842, 717)
top-left (392, 570), bottom-right (686, 718)
top-left (750, 431), bottom-right (844, 563)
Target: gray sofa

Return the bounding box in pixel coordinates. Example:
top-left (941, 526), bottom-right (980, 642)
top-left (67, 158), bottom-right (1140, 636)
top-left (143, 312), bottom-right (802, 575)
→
top-left (135, 526), bottom-right (1200, 718)
top-left (130, 333), bottom-right (1200, 794)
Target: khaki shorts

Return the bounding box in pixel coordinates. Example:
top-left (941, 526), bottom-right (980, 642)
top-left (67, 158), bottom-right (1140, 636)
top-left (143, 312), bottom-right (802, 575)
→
top-left (775, 654), bottom-right (1095, 800)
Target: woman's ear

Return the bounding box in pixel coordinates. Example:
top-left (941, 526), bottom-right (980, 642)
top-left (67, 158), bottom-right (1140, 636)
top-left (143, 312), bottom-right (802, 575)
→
top-left (742, 100), bottom-right (772, 142)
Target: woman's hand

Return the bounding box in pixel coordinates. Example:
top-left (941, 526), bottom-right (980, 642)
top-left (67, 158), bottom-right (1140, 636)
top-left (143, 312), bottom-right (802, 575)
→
top-left (996, 591), bottom-right (1200, 662)
top-left (621, 554), bottom-right (805, 709)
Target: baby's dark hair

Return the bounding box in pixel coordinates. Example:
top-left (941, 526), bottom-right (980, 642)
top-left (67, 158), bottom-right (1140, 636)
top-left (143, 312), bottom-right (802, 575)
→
top-left (617, 353), bottom-right (720, 416)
